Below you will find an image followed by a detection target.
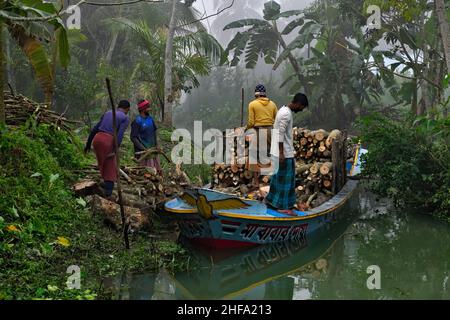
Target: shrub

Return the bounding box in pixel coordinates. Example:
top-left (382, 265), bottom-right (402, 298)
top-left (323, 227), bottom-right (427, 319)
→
top-left (357, 114), bottom-right (450, 220)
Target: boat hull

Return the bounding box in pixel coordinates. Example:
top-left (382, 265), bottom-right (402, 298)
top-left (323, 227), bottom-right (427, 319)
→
top-left (162, 145), bottom-right (366, 249)
top-left (163, 180), bottom-right (359, 248)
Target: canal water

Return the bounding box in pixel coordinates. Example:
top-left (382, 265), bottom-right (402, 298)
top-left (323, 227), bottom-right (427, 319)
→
top-left (105, 187), bottom-right (450, 300)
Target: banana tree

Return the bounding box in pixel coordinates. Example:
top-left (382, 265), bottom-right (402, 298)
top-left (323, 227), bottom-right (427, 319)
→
top-left (117, 18), bottom-right (223, 121)
top-left (223, 1), bottom-right (304, 83)
top-left (0, 0), bottom-right (70, 119)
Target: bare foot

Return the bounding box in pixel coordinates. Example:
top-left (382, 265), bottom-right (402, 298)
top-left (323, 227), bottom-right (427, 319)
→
top-left (278, 210), bottom-right (297, 217)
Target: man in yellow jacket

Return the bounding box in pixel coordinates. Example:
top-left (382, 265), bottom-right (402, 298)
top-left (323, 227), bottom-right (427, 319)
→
top-left (246, 84), bottom-right (278, 188)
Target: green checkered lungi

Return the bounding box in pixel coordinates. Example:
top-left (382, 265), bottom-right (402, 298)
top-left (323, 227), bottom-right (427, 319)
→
top-left (266, 158), bottom-right (296, 210)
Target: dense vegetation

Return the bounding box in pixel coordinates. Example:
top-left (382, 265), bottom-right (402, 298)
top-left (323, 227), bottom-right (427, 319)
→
top-left (0, 123), bottom-right (191, 299)
top-left (358, 114), bottom-right (450, 220)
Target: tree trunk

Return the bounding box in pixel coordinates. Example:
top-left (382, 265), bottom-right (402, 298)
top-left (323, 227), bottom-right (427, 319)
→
top-left (99, 31), bottom-right (120, 113)
top-left (411, 77), bottom-right (418, 115)
top-left (105, 31), bottom-right (119, 63)
top-left (164, 0), bottom-right (177, 127)
top-left (5, 31), bottom-right (14, 92)
top-left (419, 45), bottom-right (431, 115)
top-left (435, 0), bottom-right (450, 74)
top-left (50, 31), bottom-right (58, 109)
top-left (272, 21), bottom-right (304, 90)
top-left (0, 23), bottom-right (5, 125)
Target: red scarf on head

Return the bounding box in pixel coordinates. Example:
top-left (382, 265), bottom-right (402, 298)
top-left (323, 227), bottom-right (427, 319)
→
top-left (138, 100), bottom-right (150, 111)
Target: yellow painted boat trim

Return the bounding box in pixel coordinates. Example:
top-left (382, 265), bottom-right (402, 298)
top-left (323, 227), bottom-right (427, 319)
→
top-left (217, 188), bottom-right (354, 221)
top-left (165, 207), bottom-right (198, 214)
top-left (349, 142), bottom-right (361, 177)
top-left (165, 184), bottom-right (354, 221)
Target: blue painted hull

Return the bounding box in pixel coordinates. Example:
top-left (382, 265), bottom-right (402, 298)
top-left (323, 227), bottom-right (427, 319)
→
top-left (162, 146), bottom-right (365, 248)
top-left (163, 180), bottom-right (359, 248)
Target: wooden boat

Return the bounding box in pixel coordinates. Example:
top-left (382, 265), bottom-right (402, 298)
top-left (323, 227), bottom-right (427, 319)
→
top-left (104, 201), bottom-right (359, 300)
top-left (163, 145), bottom-right (367, 249)
top-left (171, 209), bottom-right (358, 300)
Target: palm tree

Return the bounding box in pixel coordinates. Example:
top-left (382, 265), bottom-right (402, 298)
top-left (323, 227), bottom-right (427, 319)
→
top-left (117, 18), bottom-right (223, 121)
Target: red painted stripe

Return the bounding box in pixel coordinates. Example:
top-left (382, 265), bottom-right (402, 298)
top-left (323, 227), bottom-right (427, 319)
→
top-left (221, 220), bottom-right (241, 226)
top-left (189, 238), bottom-right (259, 249)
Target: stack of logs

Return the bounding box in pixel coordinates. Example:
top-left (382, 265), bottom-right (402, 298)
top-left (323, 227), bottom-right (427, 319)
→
top-left (293, 128), bottom-right (341, 163)
top-left (4, 92), bottom-right (79, 132)
top-left (211, 127), bottom-right (352, 210)
top-left (74, 165), bottom-right (191, 208)
top-left (73, 164), bottom-right (191, 232)
top-left (213, 128), bottom-right (260, 189)
top-left (293, 128), bottom-right (344, 209)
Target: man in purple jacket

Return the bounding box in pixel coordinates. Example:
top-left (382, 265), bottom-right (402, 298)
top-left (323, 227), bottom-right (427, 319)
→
top-left (84, 100), bottom-right (131, 199)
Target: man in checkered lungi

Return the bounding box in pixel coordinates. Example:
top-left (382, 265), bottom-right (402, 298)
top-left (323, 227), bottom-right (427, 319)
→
top-left (266, 93), bottom-right (309, 215)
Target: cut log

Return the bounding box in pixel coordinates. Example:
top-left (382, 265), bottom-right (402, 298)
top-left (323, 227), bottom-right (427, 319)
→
top-left (323, 179), bottom-right (332, 189)
top-left (314, 129), bottom-right (329, 142)
top-left (306, 192), bottom-right (318, 208)
top-left (262, 176), bottom-right (270, 184)
top-left (91, 195), bottom-right (151, 232)
top-left (296, 163), bottom-right (313, 175)
top-left (244, 170), bottom-right (253, 180)
top-left (73, 180), bottom-right (102, 197)
top-left (326, 129), bottom-right (342, 148)
top-left (320, 162), bottom-right (333, 176)
top-left (310, 163), bottom-right (321, 175)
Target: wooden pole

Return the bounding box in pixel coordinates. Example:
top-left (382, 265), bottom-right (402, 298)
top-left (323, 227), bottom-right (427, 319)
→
top-left (241, 88), bottom-right (244, 127)
top-left (105, 78), bottom-right (130, 249)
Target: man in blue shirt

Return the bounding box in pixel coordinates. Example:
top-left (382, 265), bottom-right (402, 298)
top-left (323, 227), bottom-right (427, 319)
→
top-left (130, 100), bottom-right (162, 175)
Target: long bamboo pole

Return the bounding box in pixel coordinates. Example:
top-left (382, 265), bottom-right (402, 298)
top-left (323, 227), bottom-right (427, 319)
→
top-left (105, 78), bottom-right (130, 249)
top-left (241, 88), bottom-right (244, 127)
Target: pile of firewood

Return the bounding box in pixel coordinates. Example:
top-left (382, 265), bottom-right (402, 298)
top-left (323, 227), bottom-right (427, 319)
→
top-left (74, 164), bottom-right (190, 209)
top-left (212, 128), bottom-right (270, 190)
top-left (73, 164), bottom-right (192, 232)
top-left (213, 163), bottom-right (257, 188)
top-left (292, 128), bottom-right (344, 209)
top-left (293, 128), bottom-right (341, 163)
top-left (4, 92), bottom-right (79, 132)
top-left (210, 127), bottom-right (355, 210)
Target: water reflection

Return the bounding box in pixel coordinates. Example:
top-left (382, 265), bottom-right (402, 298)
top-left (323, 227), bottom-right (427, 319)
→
top-left (105, 188), bottom-right (450, 300)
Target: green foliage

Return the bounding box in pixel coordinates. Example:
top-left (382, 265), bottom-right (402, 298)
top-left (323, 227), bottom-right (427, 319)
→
top-left (2, 0), bottom-right (71, 102)
top-left (0, 123), bottom-right (193, 299)
top-left (115, 18), bottom-right (223, 114)
top-left (31, 124), bottom-right (85, 170)
top-left (357, 114), bottom-right (450, 219)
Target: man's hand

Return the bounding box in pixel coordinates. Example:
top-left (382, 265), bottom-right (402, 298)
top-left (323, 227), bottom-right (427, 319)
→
top-left (84, 146), bottom-right (91, 155)
top-left (279, 152), bottom-right (285, 164)
top-left (279, 142), bottom-right (285, 164)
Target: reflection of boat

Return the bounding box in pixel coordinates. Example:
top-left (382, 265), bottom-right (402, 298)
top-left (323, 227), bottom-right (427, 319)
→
top-left (171, 206), bottom-right (358, 300)
top-left (162, 145), bottom-right (366, 248)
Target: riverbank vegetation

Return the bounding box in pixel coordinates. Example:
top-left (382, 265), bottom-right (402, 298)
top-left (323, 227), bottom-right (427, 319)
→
top-left (0, 123), bottom-right (192, 300)
top-left (358, 114), bottom-right (450, 220)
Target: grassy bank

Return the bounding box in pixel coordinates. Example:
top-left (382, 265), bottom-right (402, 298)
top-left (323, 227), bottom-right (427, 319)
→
top-left (0, 122), bottom-right (192, 300)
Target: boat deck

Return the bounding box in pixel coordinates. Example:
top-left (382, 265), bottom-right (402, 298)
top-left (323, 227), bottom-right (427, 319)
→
top-left (165, 180), bottom-right (358, 221)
